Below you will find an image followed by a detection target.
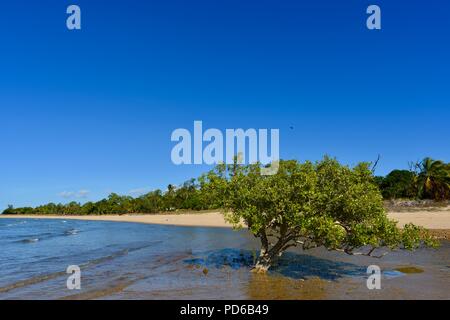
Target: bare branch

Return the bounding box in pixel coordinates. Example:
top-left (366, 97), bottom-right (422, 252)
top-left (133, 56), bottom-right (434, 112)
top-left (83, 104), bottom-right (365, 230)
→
top-left (371, 154), bottom-right (381, 174)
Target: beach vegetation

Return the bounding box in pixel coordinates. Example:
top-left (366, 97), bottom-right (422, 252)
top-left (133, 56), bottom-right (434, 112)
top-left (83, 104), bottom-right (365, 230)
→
top-left (376, 157), bottom-right (450, 201)
top-left (3, 157), bottom-right (450, 216)
top-left (375, 170), bottom-right (417, 199)
top-left (415, 157), bottom-right (450, 200)
top-left (202, 157), bottom-right (438, 272)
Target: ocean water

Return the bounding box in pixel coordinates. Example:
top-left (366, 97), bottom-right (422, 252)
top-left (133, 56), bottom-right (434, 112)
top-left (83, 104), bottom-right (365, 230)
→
top-left (0, 218), bottom-right (449, 300)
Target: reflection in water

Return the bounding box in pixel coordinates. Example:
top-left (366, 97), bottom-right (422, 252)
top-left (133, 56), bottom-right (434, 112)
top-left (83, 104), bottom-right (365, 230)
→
top-left (247, 274), bottom-right (329, 300)
top-left (394, 266), bottom-right (424, 274)
top-left (184, 249), bottom-right (366, 280)
top-left (184, 248), bottom-right (256, 270)
top-left (273, 252), bottom-right (366, 280)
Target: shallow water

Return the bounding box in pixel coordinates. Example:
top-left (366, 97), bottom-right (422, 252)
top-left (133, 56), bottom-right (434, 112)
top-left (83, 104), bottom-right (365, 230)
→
top-left (0, 218), bottom-right (449, 300)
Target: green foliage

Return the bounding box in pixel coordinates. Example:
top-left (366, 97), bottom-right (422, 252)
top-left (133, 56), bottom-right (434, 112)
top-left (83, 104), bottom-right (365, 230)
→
top-left (416, 157), bottom-right (450, 200)
top-left (203, 157), bottom-right (437, 271)
top-left (2, 205), bottom-right (17, 215)
top-left (4, 157), bottom-right (449, 214)
top-left (377, 170), bottom-right (417, 199)
top-left (3, 179), bottom-right (219, 215)
top-left (375, 158), bottom-right (450, 201)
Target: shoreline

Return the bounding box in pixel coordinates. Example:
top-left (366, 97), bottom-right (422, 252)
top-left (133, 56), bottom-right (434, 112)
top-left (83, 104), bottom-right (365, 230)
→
top-left (2, 210), bottom-right (450, 239)
top-left (0, 212), bottom-right (233, 228)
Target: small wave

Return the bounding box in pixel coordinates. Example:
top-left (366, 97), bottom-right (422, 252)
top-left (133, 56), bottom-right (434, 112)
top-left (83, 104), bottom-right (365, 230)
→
top-left (12, 230), bottom-right (78, 243)
top-left (0, 270), bottom-right (67, 294)
top-left (5, 221), bottom-right (27, 227)
top-left (82, 242), bottom-right (162, 268)
top-left (20, 238), bottom-right (39, 243)
top-left (62, 278), bottom-right (140, 300)
top-left (0, 241), bottom-right (162, 294)
top-left (383, 270), bottom-right (405, 278)
top-left (11, 232), bottom-right (52, 243)
top-left (64, 229), bottom-right (79, 236)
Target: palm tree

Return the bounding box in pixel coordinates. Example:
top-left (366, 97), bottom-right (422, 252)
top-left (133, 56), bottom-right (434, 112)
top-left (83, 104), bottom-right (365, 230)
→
top-left (416, 157), bottom-right (450, 200)
top-left (167, 184), bottom-right (176, 194)
top-left (165, 184), bottom-right (177, 211)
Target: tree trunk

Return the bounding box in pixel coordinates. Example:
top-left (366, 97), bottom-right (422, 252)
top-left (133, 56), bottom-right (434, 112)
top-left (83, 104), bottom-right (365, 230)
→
top-left (252, 229), bottom-right (288, 273)
top-left (253, 250), bottom-right (275, 273)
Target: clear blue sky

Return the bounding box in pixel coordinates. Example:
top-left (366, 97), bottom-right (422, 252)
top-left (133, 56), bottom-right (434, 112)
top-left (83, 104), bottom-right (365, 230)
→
top-left (1, 0), bottom-right (449, 208)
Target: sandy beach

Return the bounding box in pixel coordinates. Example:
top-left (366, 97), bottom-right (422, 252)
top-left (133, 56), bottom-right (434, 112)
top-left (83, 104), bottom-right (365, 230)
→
top-left (0, 211), bottom-right (233, 228)
top-left (388, 210), bottom-right (450, 229)
top-left (2, 209), bottom-right (450, 231)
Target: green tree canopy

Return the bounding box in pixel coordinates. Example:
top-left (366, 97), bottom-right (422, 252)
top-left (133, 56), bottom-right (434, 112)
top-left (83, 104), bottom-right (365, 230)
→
top-left (203, 157), bottom-right (437, 272)
top-left (416, 157), bottom-right (450, 200)
top-left (378, 170), bottom-right (417, 199)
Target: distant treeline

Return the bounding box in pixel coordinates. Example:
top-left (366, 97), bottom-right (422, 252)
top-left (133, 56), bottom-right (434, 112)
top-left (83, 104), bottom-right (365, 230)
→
top-left (375, 157), bottom-right (450, 200)
top-left (2, 178), bottom-right (219, 215)
top-left (3, 157), bottom-right (450, 215)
